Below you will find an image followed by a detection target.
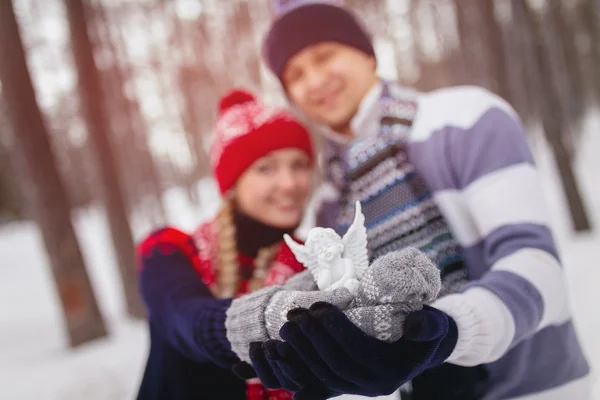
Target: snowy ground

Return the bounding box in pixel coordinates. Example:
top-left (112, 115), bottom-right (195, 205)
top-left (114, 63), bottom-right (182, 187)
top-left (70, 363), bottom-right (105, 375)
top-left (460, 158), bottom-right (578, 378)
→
top-left (1, 111), bottom-right (600, 400)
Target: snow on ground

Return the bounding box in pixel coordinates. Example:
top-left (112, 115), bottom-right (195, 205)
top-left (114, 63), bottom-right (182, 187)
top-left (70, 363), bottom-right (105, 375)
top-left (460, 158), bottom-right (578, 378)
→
top-left (1, 111), bottom-right (600, 400)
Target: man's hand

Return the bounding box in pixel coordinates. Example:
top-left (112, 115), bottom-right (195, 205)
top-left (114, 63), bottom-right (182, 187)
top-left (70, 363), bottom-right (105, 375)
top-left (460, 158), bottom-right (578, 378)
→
top-left (247, 303), bottom-right (458, 399)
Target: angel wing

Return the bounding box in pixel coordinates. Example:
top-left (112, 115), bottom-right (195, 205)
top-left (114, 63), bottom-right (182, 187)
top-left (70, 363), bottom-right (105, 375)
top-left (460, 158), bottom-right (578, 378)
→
top-left (342, 201), bottom-right (369, 280)
top-left (283, 234), bottom-right (320, 280)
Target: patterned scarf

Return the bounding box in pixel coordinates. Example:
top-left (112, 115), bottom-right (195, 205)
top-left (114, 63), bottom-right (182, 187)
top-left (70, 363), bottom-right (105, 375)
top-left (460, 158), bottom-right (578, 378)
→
top-left (322, 82), bottom-right (467, 295)
top-left (193, 214), bottom-right (302, 400)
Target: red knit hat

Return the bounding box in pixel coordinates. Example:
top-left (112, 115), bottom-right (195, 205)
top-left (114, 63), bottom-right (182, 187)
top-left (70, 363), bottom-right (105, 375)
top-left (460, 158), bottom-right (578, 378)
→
top-left (211, 89), bottom-right (314, 194)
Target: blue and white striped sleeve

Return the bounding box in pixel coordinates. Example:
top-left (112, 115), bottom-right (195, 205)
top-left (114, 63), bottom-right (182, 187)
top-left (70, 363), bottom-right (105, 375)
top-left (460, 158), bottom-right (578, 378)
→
top-left (412, 87), bottom-right (571, 366)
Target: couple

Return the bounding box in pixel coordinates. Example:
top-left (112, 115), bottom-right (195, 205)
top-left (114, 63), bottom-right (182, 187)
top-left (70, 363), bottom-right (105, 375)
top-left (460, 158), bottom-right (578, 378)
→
top-left (135, 1), bottom-right (590, 399)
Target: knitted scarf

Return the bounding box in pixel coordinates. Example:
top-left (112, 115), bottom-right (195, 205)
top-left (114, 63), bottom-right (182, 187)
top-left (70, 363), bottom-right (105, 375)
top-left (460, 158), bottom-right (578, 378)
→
top-left (193, 210), bottom-right (303, 400)
top-left (322, 82), bottom-right (467, 295)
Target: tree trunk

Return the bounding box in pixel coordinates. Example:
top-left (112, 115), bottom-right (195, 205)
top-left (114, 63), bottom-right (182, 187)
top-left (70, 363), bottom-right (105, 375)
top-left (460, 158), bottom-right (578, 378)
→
top-left (168, 4), bottom-right (211, 185)
top-left (0, 0), bottom-right (107, 345)
top-left (64, 0), bottom-right (145, 318)
top-left (547, 0), bottom-right (585, 128)
top-left (503, 1), bottom-right (542, 123)
top-left (455, 1), bottom-right (509, 99)
top-left (576, 0), bottom-right (600, 104)
top-left (481, 1), bottom-right (510, 101)
top-left (549, 136), bottom-right (591, 231)
top-left (455, 0), bottom-right (487, 87)
top-left (519, 0), bottom-right (592, 232)
top-left (89, 2), bottom-right (167, 226)
top-left (155, 0), bottom-right (208, 203)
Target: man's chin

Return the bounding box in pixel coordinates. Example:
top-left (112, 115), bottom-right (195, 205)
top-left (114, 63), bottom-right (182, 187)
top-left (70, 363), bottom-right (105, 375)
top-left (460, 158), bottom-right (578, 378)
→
top-left (309, 114), bottom-right (347, 131)
top-left (329, 120), bottom-right (352, 134)
top-left (321, 111), bottom-right (353, 134)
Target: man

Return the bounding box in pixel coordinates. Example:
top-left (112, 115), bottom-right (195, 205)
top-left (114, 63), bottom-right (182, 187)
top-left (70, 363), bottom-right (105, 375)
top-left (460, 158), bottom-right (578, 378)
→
top-left (242, 1), bottom-right (591, 399)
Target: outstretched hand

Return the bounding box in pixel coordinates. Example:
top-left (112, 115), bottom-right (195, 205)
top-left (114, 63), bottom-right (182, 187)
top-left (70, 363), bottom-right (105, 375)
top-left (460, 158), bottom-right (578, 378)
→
top-left (241, 302), bottom-right (458, 399)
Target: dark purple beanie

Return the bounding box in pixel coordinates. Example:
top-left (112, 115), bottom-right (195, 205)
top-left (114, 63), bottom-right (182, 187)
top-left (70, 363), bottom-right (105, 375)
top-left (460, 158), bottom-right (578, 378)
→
top-left (262, 1), bottom-right (376, 82)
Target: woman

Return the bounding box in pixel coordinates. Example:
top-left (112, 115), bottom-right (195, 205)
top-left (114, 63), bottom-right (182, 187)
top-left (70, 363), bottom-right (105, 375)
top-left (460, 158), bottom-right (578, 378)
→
top-left (135, 89), bottom-right (317, 400)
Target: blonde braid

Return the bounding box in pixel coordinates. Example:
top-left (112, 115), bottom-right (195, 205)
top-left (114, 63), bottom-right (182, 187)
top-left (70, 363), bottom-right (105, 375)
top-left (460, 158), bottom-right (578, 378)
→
top-left (216, 199), bottom-right (282, 297)
top-left (248, 242), bottom-right (280, 292)
top-left (217, 199), bottom-right (239, 298)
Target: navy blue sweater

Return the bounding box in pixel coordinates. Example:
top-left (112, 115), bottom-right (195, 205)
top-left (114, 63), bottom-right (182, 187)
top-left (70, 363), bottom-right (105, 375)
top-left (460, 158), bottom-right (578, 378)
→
top-left (136, 216), bottom-right (294, 400)
top-left (136, 237), bottom-right (244, 399)
top-left (136, 322), bottom-right (245, 399)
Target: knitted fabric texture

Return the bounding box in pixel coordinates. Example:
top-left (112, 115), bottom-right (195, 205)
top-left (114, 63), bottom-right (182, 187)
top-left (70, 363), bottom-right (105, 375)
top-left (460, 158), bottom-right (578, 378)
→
top-left (345, 247), bottom-right (441, 342)
top-left (264, 247), bottom-right (441, 344)
top-left (262, 0), bottom-right (375, 82)
top-left (193, 214), bottom-right (303, 400)
top-left (264, 286), bottom-right (355, 341)
top-left (250, 304), bottom-right (458, 399)
top-left (260, 84), bottom-right (589, 398)
top-left (137, 230), bottom-right (239, 368)
top-left (226, 286), bottom-right (282, 364)
top-left (141, 222), bottom-right (305, 400)
top-left (321, 83), bottom-right (468, 295)
top-left (192, 215), bottom-right (305, 295)
top-left (211, 89), bottom-right (314, 194)
top-left (226, 276), bottom-right (354, 364)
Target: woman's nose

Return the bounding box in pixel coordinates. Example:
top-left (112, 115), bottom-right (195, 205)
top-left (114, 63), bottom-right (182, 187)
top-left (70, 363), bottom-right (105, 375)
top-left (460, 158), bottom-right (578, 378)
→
top-left (277, 169), bottom-right (299, 191)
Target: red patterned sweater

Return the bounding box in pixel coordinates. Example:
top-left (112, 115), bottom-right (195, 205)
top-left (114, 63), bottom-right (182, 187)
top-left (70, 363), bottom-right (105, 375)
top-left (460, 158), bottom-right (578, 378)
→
top-left (136, 218), bottom-right (305, 400)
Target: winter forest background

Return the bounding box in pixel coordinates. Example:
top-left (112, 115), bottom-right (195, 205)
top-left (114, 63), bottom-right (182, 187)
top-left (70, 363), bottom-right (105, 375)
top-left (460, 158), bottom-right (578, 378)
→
top-left (1, 0), bottom-right (600, 399)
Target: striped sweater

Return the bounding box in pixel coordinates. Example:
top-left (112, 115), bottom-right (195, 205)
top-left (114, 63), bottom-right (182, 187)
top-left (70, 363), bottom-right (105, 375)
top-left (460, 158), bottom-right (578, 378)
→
top-left (316, 81), bottom-right (590, 399)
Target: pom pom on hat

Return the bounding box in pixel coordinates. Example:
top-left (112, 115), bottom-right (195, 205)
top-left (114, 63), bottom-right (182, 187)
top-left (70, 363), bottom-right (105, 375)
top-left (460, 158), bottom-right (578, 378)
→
top-left (218, 89), bottom-right (256, 116)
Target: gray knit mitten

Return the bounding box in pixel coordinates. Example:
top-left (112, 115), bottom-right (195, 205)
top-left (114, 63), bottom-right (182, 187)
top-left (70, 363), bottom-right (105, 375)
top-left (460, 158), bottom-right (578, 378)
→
top-left (264, 285), bottom-right (354, 340)
top-left (344, 247), bottom-right (441, 342)
top-left (225, 270), bottom-right (353, 363)
top-left (226, 248), bottom-right (441, 362)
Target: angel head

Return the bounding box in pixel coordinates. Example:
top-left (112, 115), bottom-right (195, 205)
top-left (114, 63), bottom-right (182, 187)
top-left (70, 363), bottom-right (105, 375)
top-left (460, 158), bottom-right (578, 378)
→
top-left (284, 201), bottom-right (370, 290)
top-left (304, 228), bottom-right (344, 266)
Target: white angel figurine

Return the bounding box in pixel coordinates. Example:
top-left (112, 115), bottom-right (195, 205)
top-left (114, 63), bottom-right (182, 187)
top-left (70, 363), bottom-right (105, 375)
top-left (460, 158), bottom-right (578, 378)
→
top-left (283, 201), bottom-right (369, 295)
